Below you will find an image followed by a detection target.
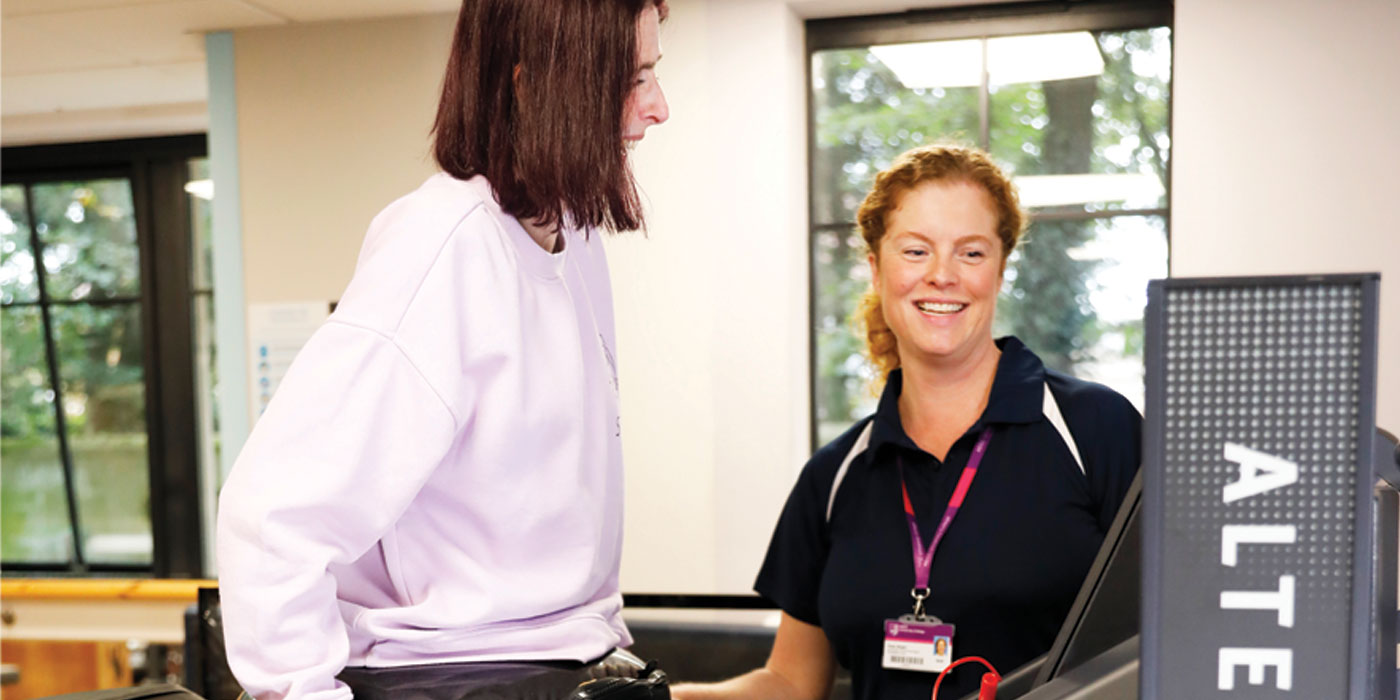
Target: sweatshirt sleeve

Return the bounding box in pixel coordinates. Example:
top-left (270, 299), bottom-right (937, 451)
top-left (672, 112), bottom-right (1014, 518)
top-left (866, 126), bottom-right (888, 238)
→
top-left (216, 320), bottom-right (458, 700)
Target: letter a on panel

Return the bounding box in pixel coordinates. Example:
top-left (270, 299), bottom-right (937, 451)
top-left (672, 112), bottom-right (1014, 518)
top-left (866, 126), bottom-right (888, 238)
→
top-left (1222, 443), bottom-right (1299, 504)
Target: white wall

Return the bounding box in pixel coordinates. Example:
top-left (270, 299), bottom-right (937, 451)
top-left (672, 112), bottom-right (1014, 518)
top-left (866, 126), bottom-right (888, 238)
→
top-left (225, 0), bottom-right (1400, 594)
top-left (234, 15), bottom-right (452, 306)
top-left (1171, 0), bottom-right (1400, 433)
top-left (610, 0), bottom-right (809, 592)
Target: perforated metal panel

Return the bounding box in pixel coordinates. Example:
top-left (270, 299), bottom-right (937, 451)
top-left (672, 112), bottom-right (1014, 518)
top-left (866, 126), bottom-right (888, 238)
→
top-left (1142, 275), bottom-right (1380, 700)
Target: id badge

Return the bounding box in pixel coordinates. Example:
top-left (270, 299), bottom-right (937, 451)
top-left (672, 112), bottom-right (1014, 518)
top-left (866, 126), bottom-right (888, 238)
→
top-left (882, 617), bottom-right (954, 673)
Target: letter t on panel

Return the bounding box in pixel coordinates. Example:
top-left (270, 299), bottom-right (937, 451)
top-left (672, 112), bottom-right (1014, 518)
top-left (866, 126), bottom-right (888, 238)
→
top-left (1220, 575), bottom-right (1295, 627)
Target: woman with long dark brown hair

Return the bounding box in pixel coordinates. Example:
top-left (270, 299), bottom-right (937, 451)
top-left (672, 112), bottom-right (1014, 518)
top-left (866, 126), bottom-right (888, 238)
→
top-left (217, 2), bottom-right (669, 698)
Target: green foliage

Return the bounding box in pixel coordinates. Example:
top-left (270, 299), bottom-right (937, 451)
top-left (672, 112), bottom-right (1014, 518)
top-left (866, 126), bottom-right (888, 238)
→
top-left (30, 180), bottom-right (141, 300)
top-left (1, 182), bottom-right (147, 440)
top-left (1, 307), bottom-right (54, 437)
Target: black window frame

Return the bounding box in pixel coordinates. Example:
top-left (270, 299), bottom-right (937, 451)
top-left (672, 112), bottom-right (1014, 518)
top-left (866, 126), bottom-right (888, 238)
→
top-left (805, 0), bottom-right (1175, 451)
top-left (2, 134), bottom-right (208, 578)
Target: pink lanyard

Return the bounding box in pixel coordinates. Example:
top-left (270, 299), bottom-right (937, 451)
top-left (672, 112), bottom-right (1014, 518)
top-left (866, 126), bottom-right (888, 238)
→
top-left (898, 428), bottom-right (993, 615)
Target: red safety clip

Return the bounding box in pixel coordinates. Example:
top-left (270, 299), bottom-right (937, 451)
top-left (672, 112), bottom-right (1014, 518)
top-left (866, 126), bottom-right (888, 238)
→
top-left (930, 656), bottom-right (1001, 700)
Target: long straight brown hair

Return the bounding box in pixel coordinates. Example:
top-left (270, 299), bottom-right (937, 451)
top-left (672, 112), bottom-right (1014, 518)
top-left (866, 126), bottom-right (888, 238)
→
top-left (432, 0), bottom-right (667, 234)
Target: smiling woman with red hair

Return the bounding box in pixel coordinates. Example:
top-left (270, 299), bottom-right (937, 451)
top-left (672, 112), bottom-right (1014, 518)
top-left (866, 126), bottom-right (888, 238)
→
top-left (675, 144), bottom-right (1141, 700)
top-left (217, 2), bottom-right (669, 699)
top-left (855, 145), bottom-right (1025, 382)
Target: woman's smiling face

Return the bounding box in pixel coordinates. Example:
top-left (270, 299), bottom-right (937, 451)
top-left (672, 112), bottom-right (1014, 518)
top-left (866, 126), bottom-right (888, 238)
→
top-left (869, 179), bottom-right (1004, 371)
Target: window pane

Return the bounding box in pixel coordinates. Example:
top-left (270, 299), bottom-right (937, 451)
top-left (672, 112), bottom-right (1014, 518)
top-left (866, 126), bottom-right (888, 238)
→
top-left (988, 29), bottom-right (1172, 211)
top-left (1, 306), bottom-right (74, 562)
top-left (31, 179), bottom-right (141, 301)
top-left (50, 303), bottom-right (152, 565)
top-left (2, 185), bottom-right (39, 304)
top-left (193, 292), bottom-right (220, 480)
top-left (995, 215), bottom-right (1167, 408)
top-left (813, 226), bottom-right (877, 447)
top-left (809, 25), bottom-right (1170, 447)
top-left (188, 156), bottom-right (223, 543)
top-left (188, 158), bottom-right (214, 291)
top-left (812, 47), bottom-right (981, 226)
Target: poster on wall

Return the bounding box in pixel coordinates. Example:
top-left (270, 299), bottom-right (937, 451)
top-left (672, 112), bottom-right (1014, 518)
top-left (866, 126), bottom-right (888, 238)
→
top-left (246, 301), bottom-right (333, 425)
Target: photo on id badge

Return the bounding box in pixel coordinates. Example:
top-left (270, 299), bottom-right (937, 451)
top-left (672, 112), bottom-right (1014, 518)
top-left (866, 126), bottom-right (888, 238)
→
top-left (882, 619), bottom-right (954, 673)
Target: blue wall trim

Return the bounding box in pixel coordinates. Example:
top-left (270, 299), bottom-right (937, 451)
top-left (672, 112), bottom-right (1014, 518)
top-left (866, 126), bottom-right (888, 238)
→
top-left (205, 31), bottom-right (250, 576)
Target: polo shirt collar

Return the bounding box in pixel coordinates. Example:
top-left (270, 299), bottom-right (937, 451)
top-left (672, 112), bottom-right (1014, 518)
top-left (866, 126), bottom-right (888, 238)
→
top-left (866, 336), bottom-right (1046, 462)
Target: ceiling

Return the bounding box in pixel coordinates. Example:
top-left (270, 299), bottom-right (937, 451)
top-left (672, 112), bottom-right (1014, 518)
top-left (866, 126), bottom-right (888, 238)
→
top-left (1, 0), bottom-right (463, 145)
top-left (0, 0), bottom-right (967, 146)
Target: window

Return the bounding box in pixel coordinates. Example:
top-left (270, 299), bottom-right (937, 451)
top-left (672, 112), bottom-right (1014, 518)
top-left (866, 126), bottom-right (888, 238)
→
top-left (1, 136), bottom-right (211, 577)
top-left (808, 2), bottom-right (1172, 446)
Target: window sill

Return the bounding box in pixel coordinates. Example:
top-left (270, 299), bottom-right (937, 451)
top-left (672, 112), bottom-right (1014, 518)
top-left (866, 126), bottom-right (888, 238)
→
top-left (0, 578), bottom-right (215, 643)
top-left (1, 578), bottom-right (213, 602)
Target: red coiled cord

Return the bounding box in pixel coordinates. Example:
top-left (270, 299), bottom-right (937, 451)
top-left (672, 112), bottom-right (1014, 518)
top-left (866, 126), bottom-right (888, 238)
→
top-left (930, 656), bottom-right (1001, 700)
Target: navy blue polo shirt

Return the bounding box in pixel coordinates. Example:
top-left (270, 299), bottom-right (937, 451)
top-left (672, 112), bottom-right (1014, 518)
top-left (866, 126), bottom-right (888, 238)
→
top-left (755, 337), bottom-right (1141, 700)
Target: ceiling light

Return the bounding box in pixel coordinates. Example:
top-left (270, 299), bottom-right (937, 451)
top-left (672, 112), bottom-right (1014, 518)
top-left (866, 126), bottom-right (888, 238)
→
top-left (1013, 173), bottom-right (1164, 209)
top-left (870, 32), bottom-right (1104, 89)
top-left (869, 39), bottom-right (983, 89)
top-left (184, 179), bottom-right (213, 200)
top-left (988, 32), bottom-right (1105, 85)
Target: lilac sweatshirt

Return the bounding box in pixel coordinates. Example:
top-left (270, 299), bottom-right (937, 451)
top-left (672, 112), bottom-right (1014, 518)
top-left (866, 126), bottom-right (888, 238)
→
top-left (216, 174), bottom-right (631, 700)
